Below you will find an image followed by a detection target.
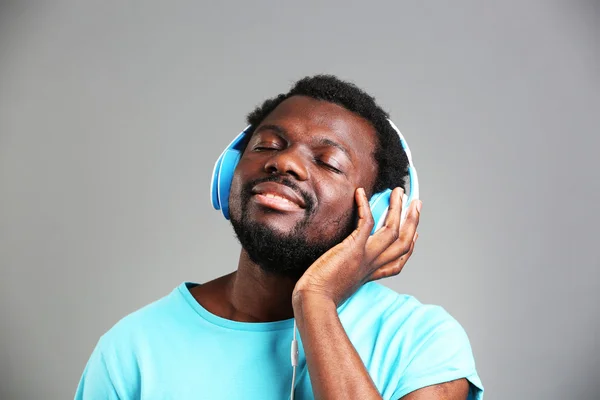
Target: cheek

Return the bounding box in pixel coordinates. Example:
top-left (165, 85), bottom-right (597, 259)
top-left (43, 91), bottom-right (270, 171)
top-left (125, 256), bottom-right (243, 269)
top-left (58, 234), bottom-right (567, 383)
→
top-left (307, 188), bottom-right (357, 236)
top-left (228, 170), bottom-right (246, 217)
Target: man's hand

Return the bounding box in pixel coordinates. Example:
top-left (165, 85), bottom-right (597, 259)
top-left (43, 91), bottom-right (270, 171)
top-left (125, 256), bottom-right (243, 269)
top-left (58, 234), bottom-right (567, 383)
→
top-left (293, 186), bottom-right (421, 307)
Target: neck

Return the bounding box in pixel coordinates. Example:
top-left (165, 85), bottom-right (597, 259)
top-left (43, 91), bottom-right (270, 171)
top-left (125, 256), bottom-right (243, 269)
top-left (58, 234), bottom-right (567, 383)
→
top-left (225, 250), bottom-right (298, 322)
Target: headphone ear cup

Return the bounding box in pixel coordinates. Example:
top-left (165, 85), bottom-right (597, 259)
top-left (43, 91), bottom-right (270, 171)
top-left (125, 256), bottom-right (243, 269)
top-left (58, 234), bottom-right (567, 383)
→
top-left (211, 153), bottom-right (226, 210)
top-left (368, 189), bottom-right (392, 235)
top-left (210, 125), bottom-right (252, 219)
top-left (217, 149), bottom-right (242, 220)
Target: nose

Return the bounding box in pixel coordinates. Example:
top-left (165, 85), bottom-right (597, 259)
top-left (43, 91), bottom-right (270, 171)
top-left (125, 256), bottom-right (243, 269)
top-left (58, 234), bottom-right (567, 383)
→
top-left (263, 147), bottom-right (309, 181)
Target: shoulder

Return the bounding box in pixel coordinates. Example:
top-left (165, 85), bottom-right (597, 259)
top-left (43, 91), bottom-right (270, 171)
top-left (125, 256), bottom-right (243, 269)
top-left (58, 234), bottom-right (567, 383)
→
top-left (88, 283), bottom-right (193, 374)
top-left (76, 284), bottom-right (187, 398)
top-left (101, 285), bottom-right (183, 345)
top-left (340, 282), bottom-right (484, 399)
top-left (343, 281), bottom-right (476, 362)
top-left (340, 281), bottom-right (460, 333)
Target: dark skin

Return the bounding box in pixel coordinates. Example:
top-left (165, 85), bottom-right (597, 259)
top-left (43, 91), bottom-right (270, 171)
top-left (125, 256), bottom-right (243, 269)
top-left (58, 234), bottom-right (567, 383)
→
top-left (193, 96), bottom-right (469, 399)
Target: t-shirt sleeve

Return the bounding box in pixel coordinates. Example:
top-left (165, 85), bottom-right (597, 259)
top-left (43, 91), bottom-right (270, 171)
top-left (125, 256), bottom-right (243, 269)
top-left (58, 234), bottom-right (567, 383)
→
top-left (390, 316), bottom-right (484, 400)
top-left (74, 339), bottom-right (120, 400)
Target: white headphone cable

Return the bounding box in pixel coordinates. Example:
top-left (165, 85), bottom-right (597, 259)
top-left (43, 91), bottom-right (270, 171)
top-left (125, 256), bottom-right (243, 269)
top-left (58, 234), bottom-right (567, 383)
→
top-left (290, 319), bottom-right (299, 400)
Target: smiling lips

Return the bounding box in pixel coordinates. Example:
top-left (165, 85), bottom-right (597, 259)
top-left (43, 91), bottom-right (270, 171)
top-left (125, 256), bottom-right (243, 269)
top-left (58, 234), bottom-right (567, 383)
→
top-left (251, 182), bottom-right (306, 211)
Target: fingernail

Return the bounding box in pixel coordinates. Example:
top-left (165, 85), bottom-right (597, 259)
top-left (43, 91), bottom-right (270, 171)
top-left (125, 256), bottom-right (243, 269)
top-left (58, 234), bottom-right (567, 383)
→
top-left (416, 200), bottom-right (422, 213)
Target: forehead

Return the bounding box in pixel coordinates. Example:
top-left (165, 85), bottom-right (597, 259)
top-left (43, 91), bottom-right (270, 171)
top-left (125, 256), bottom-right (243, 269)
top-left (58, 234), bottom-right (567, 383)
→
top-left (255, 95), bottom-right (378, 158)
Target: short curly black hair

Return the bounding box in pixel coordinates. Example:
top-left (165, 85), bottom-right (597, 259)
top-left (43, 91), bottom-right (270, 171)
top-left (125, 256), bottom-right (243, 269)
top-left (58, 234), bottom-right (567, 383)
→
top-left (243, 74), bottom-right (409, 195)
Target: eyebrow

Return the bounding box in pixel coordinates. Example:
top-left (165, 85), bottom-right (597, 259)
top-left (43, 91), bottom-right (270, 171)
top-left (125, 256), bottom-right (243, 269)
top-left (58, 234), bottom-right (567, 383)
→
top-left (254, 124), bottom-right (286, 136)
top-left (315, 137), bottom-right (351, 160)
top-left (254, 124), bottom-right (352, 160)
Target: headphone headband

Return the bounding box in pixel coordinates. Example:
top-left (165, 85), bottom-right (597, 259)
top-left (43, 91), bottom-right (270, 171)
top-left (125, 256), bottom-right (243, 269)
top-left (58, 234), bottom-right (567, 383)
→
top-left (386, 118), bottom-right (420, 203)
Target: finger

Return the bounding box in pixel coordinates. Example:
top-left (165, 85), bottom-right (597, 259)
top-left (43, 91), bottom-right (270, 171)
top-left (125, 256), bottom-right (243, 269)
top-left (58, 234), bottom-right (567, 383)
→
top-left (368, 232), bottom-right (417, 282)
top-left (381, 187), bottom-right (404, 236)
top-left (370, 200), bottom-right (420, 267)
top-left (365, 187), bottom-right (404, 257)
top-left (399, 199), bottom-right (421, 246)
top-left (370, 227), bottom-right (418, 272)
top-left (345, 188), bottom-right (374, 245)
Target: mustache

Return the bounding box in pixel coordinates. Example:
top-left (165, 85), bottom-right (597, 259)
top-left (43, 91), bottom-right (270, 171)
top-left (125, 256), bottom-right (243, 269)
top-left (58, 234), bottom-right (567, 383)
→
top-left (242, 175), bottom-right (315, 212)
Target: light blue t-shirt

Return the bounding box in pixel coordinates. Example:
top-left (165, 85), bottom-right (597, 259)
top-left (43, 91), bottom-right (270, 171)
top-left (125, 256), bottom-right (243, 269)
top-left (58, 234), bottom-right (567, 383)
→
top-left (75, 281), bottom-right (483, 399)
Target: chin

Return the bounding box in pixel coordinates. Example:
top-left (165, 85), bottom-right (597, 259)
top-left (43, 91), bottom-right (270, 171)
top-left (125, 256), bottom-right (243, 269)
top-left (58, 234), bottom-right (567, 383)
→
top-left (245, 206), bottom-right (308, 234)
top-left (230, 214), bottom-right (324, 280)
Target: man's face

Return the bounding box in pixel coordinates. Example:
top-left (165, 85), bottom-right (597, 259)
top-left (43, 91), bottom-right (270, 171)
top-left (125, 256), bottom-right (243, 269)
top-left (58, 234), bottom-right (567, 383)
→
top-left (229, 95), bottom-right (378, 279)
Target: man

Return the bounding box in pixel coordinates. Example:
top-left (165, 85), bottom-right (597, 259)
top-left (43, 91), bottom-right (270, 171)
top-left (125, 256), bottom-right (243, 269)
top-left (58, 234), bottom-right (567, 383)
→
top-left (75, 75), bottom-right (483, 399)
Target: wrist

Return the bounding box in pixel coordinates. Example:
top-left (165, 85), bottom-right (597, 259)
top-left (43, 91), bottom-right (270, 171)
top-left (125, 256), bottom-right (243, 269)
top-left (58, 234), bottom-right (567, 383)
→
top-left (292, 288), bottom-right (337, 317)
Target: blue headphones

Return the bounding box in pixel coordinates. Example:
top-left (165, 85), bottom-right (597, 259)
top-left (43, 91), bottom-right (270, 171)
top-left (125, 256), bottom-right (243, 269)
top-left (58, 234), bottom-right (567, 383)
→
top-left (211, 119), bottom-right (419, 234)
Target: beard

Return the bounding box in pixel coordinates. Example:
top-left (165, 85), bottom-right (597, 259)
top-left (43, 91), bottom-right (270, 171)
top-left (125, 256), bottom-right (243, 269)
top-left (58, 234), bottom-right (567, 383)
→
top-left (229, 176), bottom-right (357, 280)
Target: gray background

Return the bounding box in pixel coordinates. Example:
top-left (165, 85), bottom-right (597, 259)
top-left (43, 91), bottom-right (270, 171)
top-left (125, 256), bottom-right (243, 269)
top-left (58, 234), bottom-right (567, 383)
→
top-left (0, 1), bottom-right (598, 399)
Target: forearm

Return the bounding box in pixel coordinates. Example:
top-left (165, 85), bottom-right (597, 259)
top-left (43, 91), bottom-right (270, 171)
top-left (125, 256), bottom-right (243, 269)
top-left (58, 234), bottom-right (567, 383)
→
top-left (292, 292), bottom-right (382, 400)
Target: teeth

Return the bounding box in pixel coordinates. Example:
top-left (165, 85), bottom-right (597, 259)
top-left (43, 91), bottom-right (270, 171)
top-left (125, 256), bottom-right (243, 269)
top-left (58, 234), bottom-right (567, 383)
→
top-left (264, 193), bottom-right (292, 203)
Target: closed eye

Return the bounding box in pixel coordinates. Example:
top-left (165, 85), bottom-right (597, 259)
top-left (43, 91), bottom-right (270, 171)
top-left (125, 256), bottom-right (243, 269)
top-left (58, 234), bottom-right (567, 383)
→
top-left (253, 146), bottom-right (279, 151)
top-left (315, 159), bottom-right (342, 174)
